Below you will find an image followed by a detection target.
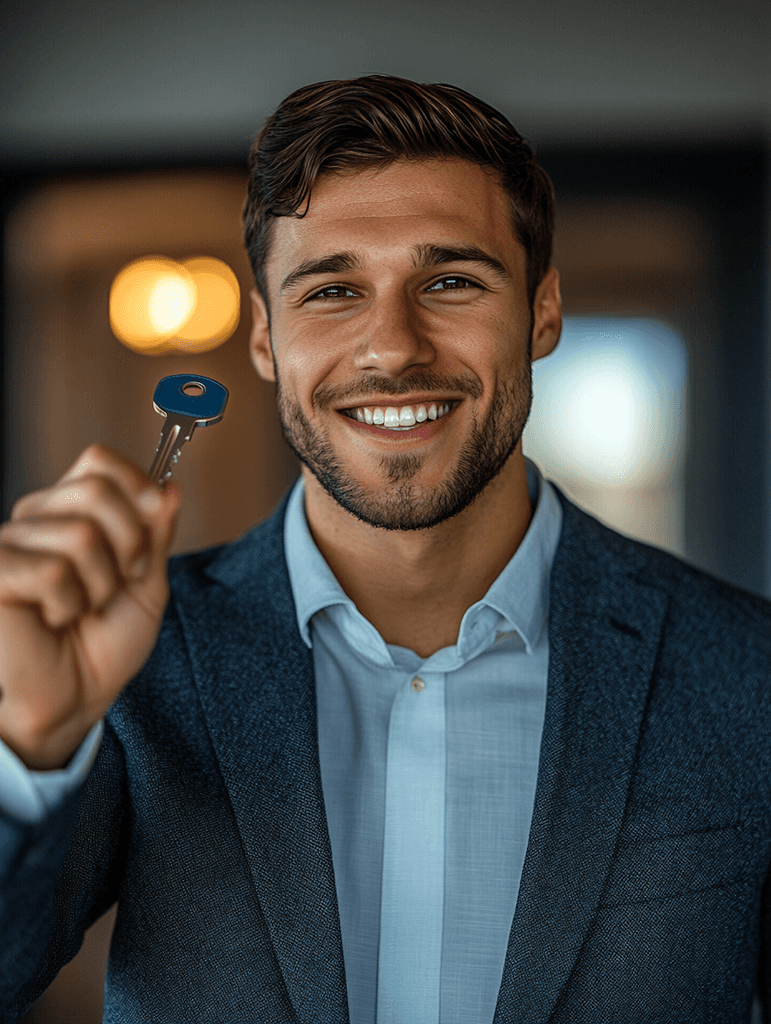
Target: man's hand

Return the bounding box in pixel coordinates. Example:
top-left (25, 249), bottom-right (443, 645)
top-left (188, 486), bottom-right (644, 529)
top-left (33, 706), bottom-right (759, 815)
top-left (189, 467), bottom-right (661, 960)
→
top-left (0, 444), bottom-right (181, 770)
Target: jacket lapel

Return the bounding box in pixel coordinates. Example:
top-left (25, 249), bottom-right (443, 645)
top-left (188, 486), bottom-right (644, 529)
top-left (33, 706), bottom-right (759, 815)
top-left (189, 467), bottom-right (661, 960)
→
top-left (494, 495), bottom-right (670, 1022)
top-left (172, 496), bottom-right (349, 1022)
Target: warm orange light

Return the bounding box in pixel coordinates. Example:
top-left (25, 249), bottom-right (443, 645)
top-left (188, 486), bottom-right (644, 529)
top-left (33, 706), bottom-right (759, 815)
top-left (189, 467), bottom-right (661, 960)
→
top-left (109, 255), bottom-right (240, 355)
top-left (110, 257), bottom-right (197, 353)
top-left (174, 257), bottom-right (241, 353)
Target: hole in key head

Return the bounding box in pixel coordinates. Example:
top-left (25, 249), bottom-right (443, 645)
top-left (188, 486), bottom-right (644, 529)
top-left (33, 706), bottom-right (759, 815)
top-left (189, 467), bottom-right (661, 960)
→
top-left (180, 381), bottom-right (206, 397)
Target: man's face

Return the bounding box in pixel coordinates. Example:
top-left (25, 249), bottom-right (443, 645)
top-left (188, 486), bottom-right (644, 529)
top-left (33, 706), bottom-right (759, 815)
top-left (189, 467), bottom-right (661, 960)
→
top-left (250, 158), bottom-right (561, 530)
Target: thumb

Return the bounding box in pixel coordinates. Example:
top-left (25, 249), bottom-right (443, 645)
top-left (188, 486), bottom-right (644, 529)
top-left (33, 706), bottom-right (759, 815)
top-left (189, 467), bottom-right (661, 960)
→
top-left (157, 481), bottom-right (183, 555)
top-left (139, 481), bottom-right (183, 563)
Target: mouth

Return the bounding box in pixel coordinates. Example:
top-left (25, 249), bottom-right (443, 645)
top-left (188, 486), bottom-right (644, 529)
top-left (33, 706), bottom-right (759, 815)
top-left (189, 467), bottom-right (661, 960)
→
top-left (338, 400), bottom-right (457, 432)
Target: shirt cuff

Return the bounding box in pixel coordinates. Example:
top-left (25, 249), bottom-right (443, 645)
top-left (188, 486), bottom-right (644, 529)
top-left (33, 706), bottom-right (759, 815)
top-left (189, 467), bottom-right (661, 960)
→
top-left (0, 721), bottom-right (104, 824)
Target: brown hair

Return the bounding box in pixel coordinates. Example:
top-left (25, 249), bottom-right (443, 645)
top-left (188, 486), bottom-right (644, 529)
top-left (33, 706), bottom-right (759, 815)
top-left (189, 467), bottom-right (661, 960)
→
top-left (242, 74), bottom-right (555, 314)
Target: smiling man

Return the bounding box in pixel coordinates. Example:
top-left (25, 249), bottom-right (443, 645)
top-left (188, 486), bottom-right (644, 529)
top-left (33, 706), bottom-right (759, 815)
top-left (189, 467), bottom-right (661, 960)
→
top-left (1, 75), bottom-right (771, 1024)
top-left (249, 155), bottom-right (560, 658)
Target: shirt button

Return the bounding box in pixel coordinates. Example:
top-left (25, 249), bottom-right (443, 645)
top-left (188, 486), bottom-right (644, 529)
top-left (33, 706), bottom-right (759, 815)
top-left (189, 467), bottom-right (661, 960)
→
top-left (411, 676), bottom-right (425, 693)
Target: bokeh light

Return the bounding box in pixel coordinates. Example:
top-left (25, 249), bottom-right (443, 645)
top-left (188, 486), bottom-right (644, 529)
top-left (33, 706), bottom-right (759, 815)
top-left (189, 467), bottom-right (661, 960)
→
top-left (523, 318), bottom-right (687, 487)
top-left (110, 255), bottom-right (240, 355)
top-left (174, 257), bottom-right (241, 352)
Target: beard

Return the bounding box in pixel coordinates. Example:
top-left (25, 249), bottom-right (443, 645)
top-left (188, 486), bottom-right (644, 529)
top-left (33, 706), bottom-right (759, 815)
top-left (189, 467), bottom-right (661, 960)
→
top-left (274, 363), bottom-right (533, 532)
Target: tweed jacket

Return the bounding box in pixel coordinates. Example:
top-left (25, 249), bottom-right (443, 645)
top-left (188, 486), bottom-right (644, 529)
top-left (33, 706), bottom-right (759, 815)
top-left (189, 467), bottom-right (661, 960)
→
top-left (1, 489), bottom-right (771, 1023)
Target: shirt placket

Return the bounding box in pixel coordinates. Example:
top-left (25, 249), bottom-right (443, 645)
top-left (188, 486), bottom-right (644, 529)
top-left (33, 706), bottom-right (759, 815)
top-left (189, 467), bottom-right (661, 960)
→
top-left (376, 669), bottom-right (446, 1024)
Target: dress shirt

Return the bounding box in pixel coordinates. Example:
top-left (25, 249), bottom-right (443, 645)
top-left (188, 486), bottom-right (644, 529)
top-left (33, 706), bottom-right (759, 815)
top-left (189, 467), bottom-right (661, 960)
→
top-left (284, 460), bottom-right (562, 1024)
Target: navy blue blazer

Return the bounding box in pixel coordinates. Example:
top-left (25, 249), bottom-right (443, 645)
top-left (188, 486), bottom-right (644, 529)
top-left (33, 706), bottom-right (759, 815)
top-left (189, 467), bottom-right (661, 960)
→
top-left (2, 489), bottom-right (771, 1023)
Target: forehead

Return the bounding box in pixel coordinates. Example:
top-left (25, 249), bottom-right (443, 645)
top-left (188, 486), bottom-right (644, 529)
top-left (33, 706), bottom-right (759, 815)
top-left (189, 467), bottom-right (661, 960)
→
top-left (266, 158), bottom-right (522, 288)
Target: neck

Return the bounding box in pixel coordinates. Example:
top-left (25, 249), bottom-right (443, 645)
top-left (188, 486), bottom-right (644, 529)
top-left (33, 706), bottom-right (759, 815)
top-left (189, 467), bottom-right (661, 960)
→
top-left (302, 453), bottom-right (533, 658)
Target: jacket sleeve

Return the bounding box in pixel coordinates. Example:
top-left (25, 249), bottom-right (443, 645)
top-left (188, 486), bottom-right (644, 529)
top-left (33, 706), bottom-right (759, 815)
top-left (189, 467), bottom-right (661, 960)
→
top-left (0, 721), bottom-right (128, 1020)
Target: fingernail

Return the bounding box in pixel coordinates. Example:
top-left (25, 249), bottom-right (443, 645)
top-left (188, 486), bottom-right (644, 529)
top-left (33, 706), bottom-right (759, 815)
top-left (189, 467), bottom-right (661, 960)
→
top-left (128, 553), bottom-right (150, 579)
top-left (138, 488), bottom-right (163, 515)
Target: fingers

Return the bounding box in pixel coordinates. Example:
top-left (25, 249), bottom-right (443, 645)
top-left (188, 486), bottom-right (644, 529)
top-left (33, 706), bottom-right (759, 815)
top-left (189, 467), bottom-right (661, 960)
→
top-left (0, 446), bottom-right (183, 770)
top-left (1, 444), bottom-right (182, 624)
top-left (0, 543), bottom-right (87, 629)
top-left (12, 444), bottom-right (178, 573)
top-left (0, 517), bottom-right (121, 613)
top-left (12, 477), bottom-right (148, 581)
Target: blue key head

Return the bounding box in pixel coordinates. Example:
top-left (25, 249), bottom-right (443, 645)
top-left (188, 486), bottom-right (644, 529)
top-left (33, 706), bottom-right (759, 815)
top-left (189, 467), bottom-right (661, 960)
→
top-left (152, 374), bottom-right (229, 425)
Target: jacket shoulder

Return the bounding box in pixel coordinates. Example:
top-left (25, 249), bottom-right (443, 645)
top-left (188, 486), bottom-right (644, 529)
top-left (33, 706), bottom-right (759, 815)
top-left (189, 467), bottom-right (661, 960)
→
top-left (165, 490), bottom-right (291, 595)
top-left (556, 490), bottom-right (771, 644)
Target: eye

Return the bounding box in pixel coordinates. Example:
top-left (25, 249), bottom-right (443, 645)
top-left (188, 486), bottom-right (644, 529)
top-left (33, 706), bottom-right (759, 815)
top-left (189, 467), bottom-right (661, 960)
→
top-left (306, 284), bottom-right (359, 301)
top-left (426, 275), bottom-right (482, 292)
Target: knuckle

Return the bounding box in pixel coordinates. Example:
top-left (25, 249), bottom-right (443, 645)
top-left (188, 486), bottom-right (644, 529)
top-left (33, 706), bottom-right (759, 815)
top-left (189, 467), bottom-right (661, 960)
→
top-left (10, 492), bottom-right (37, 521)
top-left (41, 551), bottom-right (76, 591)
top-left (65, 444), bottom-right (122, 486)
top-left (59, 473), bottom-right (117, 512)
top-left (46, 594), bottom-right (85, 630)
top-left (74, 474), bottom-right (108, 502)
top-left (69, 516), bottom-right (102, 550)
top-left (80, 442), bottom-right (117, 466)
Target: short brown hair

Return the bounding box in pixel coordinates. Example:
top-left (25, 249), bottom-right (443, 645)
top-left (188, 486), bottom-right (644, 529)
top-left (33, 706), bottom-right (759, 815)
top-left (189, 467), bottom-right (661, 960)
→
top-left (242, 74), bottom-right (555, 312)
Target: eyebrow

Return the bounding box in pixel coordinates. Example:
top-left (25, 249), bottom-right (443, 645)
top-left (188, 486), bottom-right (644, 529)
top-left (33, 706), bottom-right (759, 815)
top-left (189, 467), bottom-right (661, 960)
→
top-left (279, 242), bottom-right (512, 294)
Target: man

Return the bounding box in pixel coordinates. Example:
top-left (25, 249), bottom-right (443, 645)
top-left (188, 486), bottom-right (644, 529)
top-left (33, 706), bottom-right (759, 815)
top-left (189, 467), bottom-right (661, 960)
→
top-left (0, 75), bottom-right (769, 1023)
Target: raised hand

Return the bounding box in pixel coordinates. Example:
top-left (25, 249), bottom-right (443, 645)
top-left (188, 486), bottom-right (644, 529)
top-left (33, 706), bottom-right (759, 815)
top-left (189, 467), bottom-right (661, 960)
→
top-left (0, 444), bottom-right (180, 770)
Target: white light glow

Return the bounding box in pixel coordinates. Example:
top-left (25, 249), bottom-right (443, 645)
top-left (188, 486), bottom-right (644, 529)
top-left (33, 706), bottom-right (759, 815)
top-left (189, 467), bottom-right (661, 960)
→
top-left (523, 319), bottom-right (686, 488)
top-left (148, 274), bottom-right (197, 333)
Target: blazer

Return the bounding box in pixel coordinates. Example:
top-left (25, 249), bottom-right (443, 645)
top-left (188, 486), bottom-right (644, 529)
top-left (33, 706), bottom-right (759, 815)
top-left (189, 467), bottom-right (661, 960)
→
top-left (2, 488), bottom-right (770, 1023)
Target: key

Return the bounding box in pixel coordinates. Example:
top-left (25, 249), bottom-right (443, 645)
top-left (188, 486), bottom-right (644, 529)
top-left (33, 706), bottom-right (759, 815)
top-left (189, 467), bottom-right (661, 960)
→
top-left (148, 374), bottom-right (229, 488)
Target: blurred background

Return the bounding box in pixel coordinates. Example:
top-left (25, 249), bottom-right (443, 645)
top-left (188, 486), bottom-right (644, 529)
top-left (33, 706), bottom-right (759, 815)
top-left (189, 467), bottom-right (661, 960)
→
top-left (1, 0), bottom-right (768, 1020)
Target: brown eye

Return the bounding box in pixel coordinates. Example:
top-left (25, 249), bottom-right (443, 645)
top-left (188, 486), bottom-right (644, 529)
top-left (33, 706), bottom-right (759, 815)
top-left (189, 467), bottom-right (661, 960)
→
top-left (308, 285), bottom-right (358, 301)
top-left (427, 276), bottom-right (480, 291)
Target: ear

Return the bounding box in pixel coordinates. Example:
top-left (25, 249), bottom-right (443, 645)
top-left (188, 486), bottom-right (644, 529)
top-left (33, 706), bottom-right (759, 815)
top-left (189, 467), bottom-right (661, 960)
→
top-left (531, 267), bottom-right (562, 362)
top-left (249, 288), bottom-right (276, 382)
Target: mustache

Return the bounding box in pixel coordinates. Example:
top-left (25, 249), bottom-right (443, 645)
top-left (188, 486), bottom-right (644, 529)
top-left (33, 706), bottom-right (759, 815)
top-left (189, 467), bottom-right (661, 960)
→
top-left (313, 371), bottom-right (483, 409)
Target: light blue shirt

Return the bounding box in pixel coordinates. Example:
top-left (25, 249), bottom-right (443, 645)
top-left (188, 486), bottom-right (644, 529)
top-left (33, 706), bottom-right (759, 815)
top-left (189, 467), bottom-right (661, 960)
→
top-left (0, 460), bottom-right (562, 1024)
top-left (284, 460), bottom-right (562, 1024)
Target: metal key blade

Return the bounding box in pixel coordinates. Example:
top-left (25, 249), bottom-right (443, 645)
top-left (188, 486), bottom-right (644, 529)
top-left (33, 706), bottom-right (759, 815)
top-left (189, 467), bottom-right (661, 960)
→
top-left (148, 374), bottom-right (229, 488)
top-left (148, 418), bottom-right (190, 488)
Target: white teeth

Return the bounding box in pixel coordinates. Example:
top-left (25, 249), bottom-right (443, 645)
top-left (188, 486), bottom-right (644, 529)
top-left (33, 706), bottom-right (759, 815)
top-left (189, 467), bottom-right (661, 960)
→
top-left (345, 401), bottom-right (453, 430)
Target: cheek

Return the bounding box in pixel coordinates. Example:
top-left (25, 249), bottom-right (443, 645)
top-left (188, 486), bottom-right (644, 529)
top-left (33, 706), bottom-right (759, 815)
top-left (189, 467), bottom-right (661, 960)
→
top-left (485, 310), bottom-right (531, 364)
top-left (276, 345), bottom-right (345, 417)
top-left (283, 350), bottom-right (332, 399)
top-left (454, 312), bottom-right (527, 378)
top-left (274, 323), bottom-right (329, 379)
top-left (282, 320), bottom-right (357, 388)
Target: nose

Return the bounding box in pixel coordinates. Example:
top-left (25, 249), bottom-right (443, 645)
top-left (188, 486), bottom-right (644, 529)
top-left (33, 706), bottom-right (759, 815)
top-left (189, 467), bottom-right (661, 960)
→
top-left (353, 290), bottom-right (435, 375)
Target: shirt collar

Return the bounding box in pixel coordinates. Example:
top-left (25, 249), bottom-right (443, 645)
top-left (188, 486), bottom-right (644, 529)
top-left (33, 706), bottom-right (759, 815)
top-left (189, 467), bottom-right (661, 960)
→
top-left (283, 460), bottom-right (562, 660)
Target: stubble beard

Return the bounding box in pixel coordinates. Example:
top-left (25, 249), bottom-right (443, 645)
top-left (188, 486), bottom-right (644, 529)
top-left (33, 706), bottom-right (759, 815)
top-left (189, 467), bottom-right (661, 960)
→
top-left (274, 363), bottom-right (533, 532)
